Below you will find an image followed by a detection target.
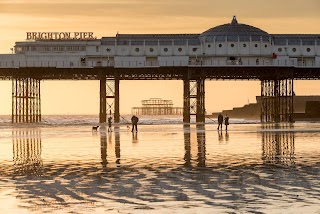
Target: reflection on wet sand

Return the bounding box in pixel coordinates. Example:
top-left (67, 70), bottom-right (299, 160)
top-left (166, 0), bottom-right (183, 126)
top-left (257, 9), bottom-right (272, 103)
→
top-left (100, 127), bottom-right (107, 168)
top-left (262, 124), bottom-right (295, 166)
top-left (183, 124), bottom-right (206, 167)
top-left (115, 126), bottom-right (120, 165)
top-left (0, 125), bottom-right (318, 213)
top-left (196, 124), bottom-right (206, 167)
top-left (218, 130), bottom-right (229, 144)
top-left (183, 124), bottom-right (191, 167)
top-left (12, 129), bottom-right (42, 175)
top-left (132, 133), bottom-right (138, 144)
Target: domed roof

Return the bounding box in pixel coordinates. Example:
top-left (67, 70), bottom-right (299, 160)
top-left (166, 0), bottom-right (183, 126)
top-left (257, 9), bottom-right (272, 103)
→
top-left (200, 16), bottom-right (270, 42)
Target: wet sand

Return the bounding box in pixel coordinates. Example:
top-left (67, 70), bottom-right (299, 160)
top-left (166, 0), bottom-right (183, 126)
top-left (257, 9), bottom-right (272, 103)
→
top-left (0, 123), bottom-right (319, 213)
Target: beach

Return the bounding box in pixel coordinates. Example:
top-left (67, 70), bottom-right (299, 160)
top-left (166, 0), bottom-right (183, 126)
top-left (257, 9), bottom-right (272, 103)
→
top-left (0, 116), bottom-right (319, 213)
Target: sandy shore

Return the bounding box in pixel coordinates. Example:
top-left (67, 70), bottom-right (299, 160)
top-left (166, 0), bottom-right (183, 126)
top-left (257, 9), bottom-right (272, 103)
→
top-left (0, 123), bottom-right (319, 213)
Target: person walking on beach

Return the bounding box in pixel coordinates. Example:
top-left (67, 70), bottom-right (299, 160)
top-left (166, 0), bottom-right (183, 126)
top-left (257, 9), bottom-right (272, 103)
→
top-left (131, 115), bottom-right (139, 132)
top-left (107, 117), bottom-right (112, 132)
top-left (217, 113), bottom-right (223, 130)
top-left (224, 114), bottom-right (229, 131)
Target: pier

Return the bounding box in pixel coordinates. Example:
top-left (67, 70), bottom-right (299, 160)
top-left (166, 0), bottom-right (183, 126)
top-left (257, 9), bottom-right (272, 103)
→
top-left (132, 98), bottom-right (183, 115)
top-left (0, 16), bottom-right (320, 123)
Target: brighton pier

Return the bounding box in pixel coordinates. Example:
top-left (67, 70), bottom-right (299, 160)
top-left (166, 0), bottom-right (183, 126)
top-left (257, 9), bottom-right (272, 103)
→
top-left (0, 16), bottom-right (320, 123)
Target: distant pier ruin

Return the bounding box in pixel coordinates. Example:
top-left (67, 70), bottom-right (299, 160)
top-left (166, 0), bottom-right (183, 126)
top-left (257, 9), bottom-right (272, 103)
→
top-left (132, 98), bottom-right (183, 115)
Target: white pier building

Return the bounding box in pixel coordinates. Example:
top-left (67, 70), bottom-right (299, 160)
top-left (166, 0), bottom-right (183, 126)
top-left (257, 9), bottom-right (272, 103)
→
top-left (1, 16), bottom-right (320, 68)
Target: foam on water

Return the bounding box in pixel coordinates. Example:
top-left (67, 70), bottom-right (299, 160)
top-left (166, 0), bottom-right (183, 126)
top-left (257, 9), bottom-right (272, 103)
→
top-left (0, 115), bottom-right (259, 126)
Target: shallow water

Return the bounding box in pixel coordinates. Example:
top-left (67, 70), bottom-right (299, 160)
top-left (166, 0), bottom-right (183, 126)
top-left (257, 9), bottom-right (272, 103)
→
top-left (0, 122), bottom-right (319, 213)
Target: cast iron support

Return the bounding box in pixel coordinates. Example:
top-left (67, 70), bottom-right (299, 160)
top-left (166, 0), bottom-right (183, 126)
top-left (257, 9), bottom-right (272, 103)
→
top-left (12, 78), bottom-right (41, 123)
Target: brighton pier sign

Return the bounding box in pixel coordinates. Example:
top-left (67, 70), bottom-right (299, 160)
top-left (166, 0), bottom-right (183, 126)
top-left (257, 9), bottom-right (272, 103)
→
top-left (26, 32), bottom-right (97, 41)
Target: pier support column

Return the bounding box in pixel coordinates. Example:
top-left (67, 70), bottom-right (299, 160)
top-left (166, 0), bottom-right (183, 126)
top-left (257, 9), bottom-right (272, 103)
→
top-left (99, 75), bottom-right (106, 123)
top-left (114, 77), bottom-right (120, 123)
top-left (183, 78), bottom-right (206, 123)
top-left (100, 76), bottom-right (120, 123)
top-left (183, 78), bottom-right (190, 123)
top-left (196, 78), bottom-right (205, 123)
top-left (260, 79), bottom-right (294, 123)
top-left (12, 78), bottom-right (41, 123)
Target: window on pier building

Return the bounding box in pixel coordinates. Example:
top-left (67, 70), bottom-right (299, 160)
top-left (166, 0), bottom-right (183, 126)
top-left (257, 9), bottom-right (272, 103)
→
top-left (72, 46), bottom-right (79, 51)
top-left (96, 46), bottom-right (100, 52)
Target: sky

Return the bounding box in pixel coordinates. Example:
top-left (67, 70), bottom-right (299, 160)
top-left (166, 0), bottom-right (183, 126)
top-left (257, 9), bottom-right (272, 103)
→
top-left (0, 0), bottom-right (320, 115)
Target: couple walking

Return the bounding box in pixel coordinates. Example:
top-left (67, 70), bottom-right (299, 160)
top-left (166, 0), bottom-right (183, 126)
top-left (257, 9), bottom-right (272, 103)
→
top-left (217, 113), bottom-right (229, 131)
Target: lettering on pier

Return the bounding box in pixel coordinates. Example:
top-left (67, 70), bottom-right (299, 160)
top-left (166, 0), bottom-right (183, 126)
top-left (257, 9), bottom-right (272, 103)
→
top-left (26, 32), bottom-right (97, 41)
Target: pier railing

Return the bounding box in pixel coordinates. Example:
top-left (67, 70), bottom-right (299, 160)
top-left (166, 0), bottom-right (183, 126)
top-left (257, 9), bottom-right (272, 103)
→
top-left (0, 59), bottom-right (319, 68)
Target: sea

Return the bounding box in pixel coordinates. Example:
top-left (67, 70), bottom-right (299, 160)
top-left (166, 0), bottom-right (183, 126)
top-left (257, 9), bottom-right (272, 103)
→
top-left (0, 115), bottom-right (319, 213)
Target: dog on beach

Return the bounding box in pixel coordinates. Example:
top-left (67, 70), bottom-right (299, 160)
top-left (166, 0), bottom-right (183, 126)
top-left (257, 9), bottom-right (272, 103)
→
top-left (92, 126), bottom-right (100, 131)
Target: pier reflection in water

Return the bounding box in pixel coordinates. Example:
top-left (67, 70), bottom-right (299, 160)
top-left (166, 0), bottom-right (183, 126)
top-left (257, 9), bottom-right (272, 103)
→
top-left (100, 126), bottom-right (108, 168)
top-left (100, 126), bottom-right (121, 167)
top-left (12, 128), bottom-right (42, 175)
top-left (261, 124), bottom-right (295, 166)
top-left (183, 124), bottom-right (206, 167)
top-left (0, 124), bottom-right (318, 213)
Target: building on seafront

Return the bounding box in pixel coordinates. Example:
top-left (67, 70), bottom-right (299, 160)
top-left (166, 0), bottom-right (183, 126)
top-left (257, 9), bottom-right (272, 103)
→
top-left (1, 16), bottom-right (320, 68)
top-left (132, 98), bottom-right (183, 115)
top-left (210, 96), bottom-right (320, 121)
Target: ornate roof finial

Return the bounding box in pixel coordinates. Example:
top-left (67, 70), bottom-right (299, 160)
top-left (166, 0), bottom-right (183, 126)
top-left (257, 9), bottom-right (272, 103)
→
top-left (231, 16), bottom-right (238, 24)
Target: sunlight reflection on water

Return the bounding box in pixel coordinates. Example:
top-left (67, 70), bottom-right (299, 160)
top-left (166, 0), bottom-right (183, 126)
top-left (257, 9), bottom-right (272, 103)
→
top-left (0, 123), bottom-right (319, 213)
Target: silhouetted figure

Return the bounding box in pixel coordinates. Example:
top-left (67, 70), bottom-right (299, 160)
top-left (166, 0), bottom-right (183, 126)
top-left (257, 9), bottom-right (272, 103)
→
top-left (108, 117), bottom-right (112, 132)
top-left (217, 113), bottom-right (223, 130)
top-left (224, 114), bottom-right (229, 131)
top-left (131, 115), bottom-right (139, 132)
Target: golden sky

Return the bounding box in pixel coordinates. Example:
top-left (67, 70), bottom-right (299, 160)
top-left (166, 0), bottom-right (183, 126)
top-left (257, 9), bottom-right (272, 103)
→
top-left (0, 0), bottom-right (320, 115)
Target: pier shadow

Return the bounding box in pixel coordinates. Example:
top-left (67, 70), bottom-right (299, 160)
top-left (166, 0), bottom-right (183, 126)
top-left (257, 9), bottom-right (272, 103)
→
top-left (261, 123), bottom-right (295, 166)
top-left (12, 128), bottom-right (43, 175)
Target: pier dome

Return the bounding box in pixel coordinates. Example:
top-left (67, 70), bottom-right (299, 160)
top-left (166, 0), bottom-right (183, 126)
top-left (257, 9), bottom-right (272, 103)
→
top-left (200, 16), bottom-right (270, 42)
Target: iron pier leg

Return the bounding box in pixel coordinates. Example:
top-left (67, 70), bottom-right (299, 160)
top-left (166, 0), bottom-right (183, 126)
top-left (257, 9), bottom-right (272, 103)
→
top-left (99, 75), bottom-right (106, 123)
top-left (183, 78), bottom-right (190, 123)
top-left (114, 77), bottom-right (120, 123)
top-left (260, 78), bottom-right (294, 123)
top-left (196, 78), bottom-right (205, 123)
top-left (12, 78), bottom-right (41, 123)
top-left (105, 77), bottom-right (120, 123)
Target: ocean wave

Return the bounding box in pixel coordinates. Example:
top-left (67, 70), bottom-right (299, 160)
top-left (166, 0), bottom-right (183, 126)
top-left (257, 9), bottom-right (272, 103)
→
top-left (0, 115), bottom-right (260, 126)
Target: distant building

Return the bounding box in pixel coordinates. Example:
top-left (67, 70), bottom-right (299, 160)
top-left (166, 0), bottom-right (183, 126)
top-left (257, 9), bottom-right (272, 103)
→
top-left (211, 96), bottom-right (320, 120)
top-left (132, 98), bottom-right (183, 115)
